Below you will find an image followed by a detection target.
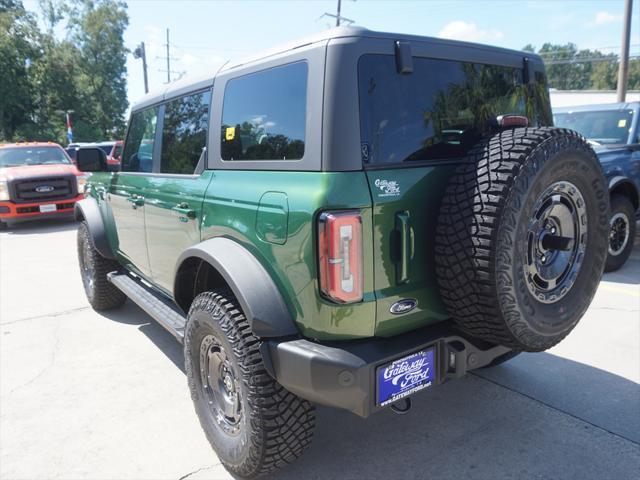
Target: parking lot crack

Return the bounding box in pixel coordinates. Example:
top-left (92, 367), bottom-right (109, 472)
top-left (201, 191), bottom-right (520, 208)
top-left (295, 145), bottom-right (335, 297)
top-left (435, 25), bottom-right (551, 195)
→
top-left (1, 306), bottom-right (89, 325)
top-left (177, 464), bottom-right (220, 480)
top-left (6, 319), bottom-right (62, 395)
top-left (471, 372), bottom-right (640, 446)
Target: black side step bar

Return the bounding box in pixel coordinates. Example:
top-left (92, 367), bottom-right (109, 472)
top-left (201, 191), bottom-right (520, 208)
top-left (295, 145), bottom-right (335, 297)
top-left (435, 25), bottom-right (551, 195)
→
top-left (107, 272), bottom-right (187, 342)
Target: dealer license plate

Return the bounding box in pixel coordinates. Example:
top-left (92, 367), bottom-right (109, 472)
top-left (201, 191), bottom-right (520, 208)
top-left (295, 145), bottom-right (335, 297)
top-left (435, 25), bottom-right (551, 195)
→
top-left (39, 204), bottom-right (57, 213)
top-left (377, 348), bottom-right (436, 406)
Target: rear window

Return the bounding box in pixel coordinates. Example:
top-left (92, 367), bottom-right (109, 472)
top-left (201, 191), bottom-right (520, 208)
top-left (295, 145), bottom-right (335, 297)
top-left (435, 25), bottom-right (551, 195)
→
top-left (554, 109), bottom-right (634, 145)
top-left (358, 55), bottom-right (551, 165)
top-left (221, 62), bottom-right (307, 161)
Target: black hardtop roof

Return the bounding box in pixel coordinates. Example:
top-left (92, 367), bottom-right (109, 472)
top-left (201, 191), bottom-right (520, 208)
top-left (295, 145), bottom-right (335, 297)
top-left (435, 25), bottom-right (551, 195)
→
top-left (132, 26), bottom-right (540, 111)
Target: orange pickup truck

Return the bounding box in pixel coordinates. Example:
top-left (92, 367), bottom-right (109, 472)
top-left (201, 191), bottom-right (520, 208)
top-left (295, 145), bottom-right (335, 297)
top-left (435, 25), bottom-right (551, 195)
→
top-left (0, 142), bottom-right (87, 228)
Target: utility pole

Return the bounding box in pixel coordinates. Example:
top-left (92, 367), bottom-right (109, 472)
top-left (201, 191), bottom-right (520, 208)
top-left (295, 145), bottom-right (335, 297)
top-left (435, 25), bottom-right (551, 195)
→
top-left (133, 42), bottom-right (149, 94)
top-left (321, 0), bottom-right (355, 27)
top-left (165, 28), bottom-right (171, 83)
top-left (616, 0), bottom-right (633, 102)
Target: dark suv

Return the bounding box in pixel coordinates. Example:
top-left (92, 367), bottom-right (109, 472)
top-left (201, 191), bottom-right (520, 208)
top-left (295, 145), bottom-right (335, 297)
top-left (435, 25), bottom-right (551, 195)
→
top-left (554, 102), bottom-right (640, 271)
top-left (74, 27), bottom-right (609, 478)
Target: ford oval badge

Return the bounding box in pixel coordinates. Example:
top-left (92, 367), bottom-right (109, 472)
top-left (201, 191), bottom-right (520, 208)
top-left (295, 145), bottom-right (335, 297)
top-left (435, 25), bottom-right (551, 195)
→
top-left (35, 185), bottom-right (54, 193)
top-left (390, 299), bottom-right (417, 315)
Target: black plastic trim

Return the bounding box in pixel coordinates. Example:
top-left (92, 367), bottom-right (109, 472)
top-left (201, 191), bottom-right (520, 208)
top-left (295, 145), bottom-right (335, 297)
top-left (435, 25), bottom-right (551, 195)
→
top-left (174, 237), bottom-right (298, 338)
top-left (609, 175), bottom-right (640, 210)
top-left (267, 323), bottom-right (510, 417)
top-left (74, 198), bottom-right (115, 259)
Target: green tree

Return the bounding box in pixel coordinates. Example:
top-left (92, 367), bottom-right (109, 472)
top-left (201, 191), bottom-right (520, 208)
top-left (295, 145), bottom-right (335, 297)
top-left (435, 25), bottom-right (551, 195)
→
top-left (68, 0), bottom-right (129, 139)
top-left (0, 0), bottom-right (39, 140)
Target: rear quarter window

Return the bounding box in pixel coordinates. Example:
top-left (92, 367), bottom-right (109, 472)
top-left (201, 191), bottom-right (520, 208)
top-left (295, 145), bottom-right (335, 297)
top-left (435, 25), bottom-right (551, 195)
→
top-left (220, 62), bottom-right (307, 161)
top-left (358, 54), bottom-right (549, 166)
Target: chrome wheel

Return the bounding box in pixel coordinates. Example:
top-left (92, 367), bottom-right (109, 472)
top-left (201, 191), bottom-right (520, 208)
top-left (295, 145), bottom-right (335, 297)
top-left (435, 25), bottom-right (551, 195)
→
top-left (199, 334), bottom-right (242, 436)
top-left (608, 212), bottom-right (630, 256)
top-left (525, 181), bottom-right (588, 304)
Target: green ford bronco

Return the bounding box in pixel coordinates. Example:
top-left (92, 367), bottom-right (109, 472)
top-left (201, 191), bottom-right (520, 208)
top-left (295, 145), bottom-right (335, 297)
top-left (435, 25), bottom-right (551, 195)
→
top-left (75, 27), bottom-right (609, 478)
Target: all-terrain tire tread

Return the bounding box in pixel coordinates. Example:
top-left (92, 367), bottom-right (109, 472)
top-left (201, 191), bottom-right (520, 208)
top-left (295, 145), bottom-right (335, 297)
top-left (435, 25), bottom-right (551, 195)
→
top-left (185, 290), bottom-right (315, 479)
top-left (77, 221), bottom-right (126, 311)
top-left (435, 127), bottom-right (605, 350)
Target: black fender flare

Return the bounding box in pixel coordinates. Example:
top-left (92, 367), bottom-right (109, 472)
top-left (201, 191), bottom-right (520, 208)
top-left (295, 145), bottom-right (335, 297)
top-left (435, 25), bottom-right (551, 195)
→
top-left (74, 198), bottom-right (115, 259)
top-left (174, 237), bottom-right (298, 338)
top-left (609, 176), bottom-right (639, 210)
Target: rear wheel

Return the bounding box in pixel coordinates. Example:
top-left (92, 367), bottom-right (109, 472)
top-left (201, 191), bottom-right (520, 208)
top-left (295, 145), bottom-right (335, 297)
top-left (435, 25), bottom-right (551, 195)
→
top-left (184, 290), bottom-right (315, 479)
top-left (604, 194), bottom-right (636, 272)
top-left (77, 221), bottom-right (126, 310)
top-left (436, 128), bottom-right (609, 352)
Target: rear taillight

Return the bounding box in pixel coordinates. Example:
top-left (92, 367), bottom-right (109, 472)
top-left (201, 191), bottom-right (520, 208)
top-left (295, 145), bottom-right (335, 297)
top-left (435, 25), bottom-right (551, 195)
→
top-left (318, 210), bottom-right (363, 303)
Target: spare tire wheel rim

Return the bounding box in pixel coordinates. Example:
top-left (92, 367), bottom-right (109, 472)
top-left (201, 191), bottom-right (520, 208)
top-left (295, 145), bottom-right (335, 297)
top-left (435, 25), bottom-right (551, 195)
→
top-left (524, 181), bottom-right (587, 304)
top-left (608, 212), bottom-right (630, 256)
top-left (199, 334), bottom-right (243, 436)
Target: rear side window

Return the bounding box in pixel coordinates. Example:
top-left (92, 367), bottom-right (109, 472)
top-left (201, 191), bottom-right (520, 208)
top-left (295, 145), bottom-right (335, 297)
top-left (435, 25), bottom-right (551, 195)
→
top-left (221, 62), bottom-right (307, 161)
top-left (161, 90), bottom-right (211, 174)
top-left (358, 55), bottom-right (547, 165)
top-left (122, 107), bottom-right (158, 173)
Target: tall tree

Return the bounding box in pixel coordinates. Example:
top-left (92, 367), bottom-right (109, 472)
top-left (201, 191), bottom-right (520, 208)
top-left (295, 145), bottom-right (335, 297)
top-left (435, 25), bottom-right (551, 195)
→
top-left (0, 0), bottom-right (39, 140)
top-left (68, 0), bottom-right (129, 138)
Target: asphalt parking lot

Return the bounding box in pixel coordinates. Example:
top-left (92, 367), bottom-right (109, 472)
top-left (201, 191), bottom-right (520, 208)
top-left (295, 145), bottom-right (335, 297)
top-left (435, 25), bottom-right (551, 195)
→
top-left (1, 219), bottom-right (639, 480)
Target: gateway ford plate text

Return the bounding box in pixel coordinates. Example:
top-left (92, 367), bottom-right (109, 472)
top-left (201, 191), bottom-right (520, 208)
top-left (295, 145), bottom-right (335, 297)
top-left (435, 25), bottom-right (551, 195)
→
top-left (377, 348), bottom-right (435, 406)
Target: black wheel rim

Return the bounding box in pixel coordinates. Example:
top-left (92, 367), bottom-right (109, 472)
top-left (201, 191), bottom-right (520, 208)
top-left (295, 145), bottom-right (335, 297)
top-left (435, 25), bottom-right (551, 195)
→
top-left (608, 212), bottom-right (630, 256)
top-left (199, 334), bottom-right (242, 436)
top-left (80, 238), bottom-right (95, 297)
top-left (525, 181), bottom-right (587, 304)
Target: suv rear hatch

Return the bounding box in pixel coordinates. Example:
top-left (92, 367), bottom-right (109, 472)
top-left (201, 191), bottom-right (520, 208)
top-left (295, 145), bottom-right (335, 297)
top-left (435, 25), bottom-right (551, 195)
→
top-left (358, 52), bottom-right (551, 337)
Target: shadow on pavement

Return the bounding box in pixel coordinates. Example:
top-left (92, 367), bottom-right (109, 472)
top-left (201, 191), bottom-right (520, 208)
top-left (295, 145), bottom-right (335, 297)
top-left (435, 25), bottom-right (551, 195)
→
top-left (1, 217), bottom-right (78, 235)
top-left (110, 301), bottom-right (640, 479)
top-left (602, 234), bottom-right (640, 284)
top-left (99, 301), bottom-right (185, 373)
top-left (273, 354), bottom-right (639, 480)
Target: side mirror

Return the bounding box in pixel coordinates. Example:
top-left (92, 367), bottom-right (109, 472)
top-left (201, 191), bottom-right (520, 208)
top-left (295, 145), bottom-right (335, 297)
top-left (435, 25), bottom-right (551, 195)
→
top-left (76, 147), bottom-right (108, 172)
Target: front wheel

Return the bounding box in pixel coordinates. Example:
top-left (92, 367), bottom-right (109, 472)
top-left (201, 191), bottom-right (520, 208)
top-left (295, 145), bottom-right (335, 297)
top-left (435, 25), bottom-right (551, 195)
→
top-left (604, 194), bottom-right (636, 272)
top-left (184, 290), bottom-right (315, 479)
top-left (77, 221), bottom-right (126, 310)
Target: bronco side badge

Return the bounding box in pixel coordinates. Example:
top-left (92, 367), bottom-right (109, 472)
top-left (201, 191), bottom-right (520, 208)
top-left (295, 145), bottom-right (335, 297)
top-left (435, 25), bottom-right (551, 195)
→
top-left (390, 299), bottom-right (417, 315)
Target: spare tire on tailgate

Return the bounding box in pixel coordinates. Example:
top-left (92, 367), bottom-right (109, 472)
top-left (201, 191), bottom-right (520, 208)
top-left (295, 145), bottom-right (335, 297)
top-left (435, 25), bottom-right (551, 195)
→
top-left (435, 127), bottom-right (609, 352)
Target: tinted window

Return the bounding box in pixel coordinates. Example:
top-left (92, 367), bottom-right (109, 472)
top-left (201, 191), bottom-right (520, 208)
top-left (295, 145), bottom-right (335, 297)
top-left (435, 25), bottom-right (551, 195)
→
top-left (161, 90), bottom-right (211, 174)
top-left (122, 107), bottom-right (158, 172)
top-left (98, 145), bottom-right (113, 155)
top-left (221, 62), bottom-right (307, 161)
top-left (358, 55), bottom-right (548, 165)
top-left (554, 109), bottom-right (634, 145)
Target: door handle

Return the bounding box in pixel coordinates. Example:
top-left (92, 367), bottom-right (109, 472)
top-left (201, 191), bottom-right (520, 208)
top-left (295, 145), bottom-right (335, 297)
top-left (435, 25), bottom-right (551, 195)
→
top-left (395, 211), bottom-right (414, 284)
top-left (126, 195), bottom-right (144, 207)
top-left (172, 203), bottom-right (196, 219)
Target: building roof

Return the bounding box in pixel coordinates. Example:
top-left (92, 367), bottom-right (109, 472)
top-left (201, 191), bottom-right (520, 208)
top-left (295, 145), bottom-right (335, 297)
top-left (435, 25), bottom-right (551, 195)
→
top-left (554, 101), bottom-right (640, 113)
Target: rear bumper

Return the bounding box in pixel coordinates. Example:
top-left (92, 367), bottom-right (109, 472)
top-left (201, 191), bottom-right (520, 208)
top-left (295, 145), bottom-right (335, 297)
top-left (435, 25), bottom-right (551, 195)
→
top-left (0, 194), bottom-right (83, 223)
top-left (265, 323), bottom-right (510, 418)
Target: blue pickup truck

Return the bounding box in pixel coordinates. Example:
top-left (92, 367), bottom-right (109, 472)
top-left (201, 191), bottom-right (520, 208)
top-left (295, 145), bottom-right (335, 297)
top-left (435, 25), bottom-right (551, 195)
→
top-left (554, 102), bottom-right (640, 271)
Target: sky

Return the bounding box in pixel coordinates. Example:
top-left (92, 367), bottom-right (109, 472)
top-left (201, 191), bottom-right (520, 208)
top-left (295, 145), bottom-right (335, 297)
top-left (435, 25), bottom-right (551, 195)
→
top-left (22, 0), bottom-right (640, 107)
